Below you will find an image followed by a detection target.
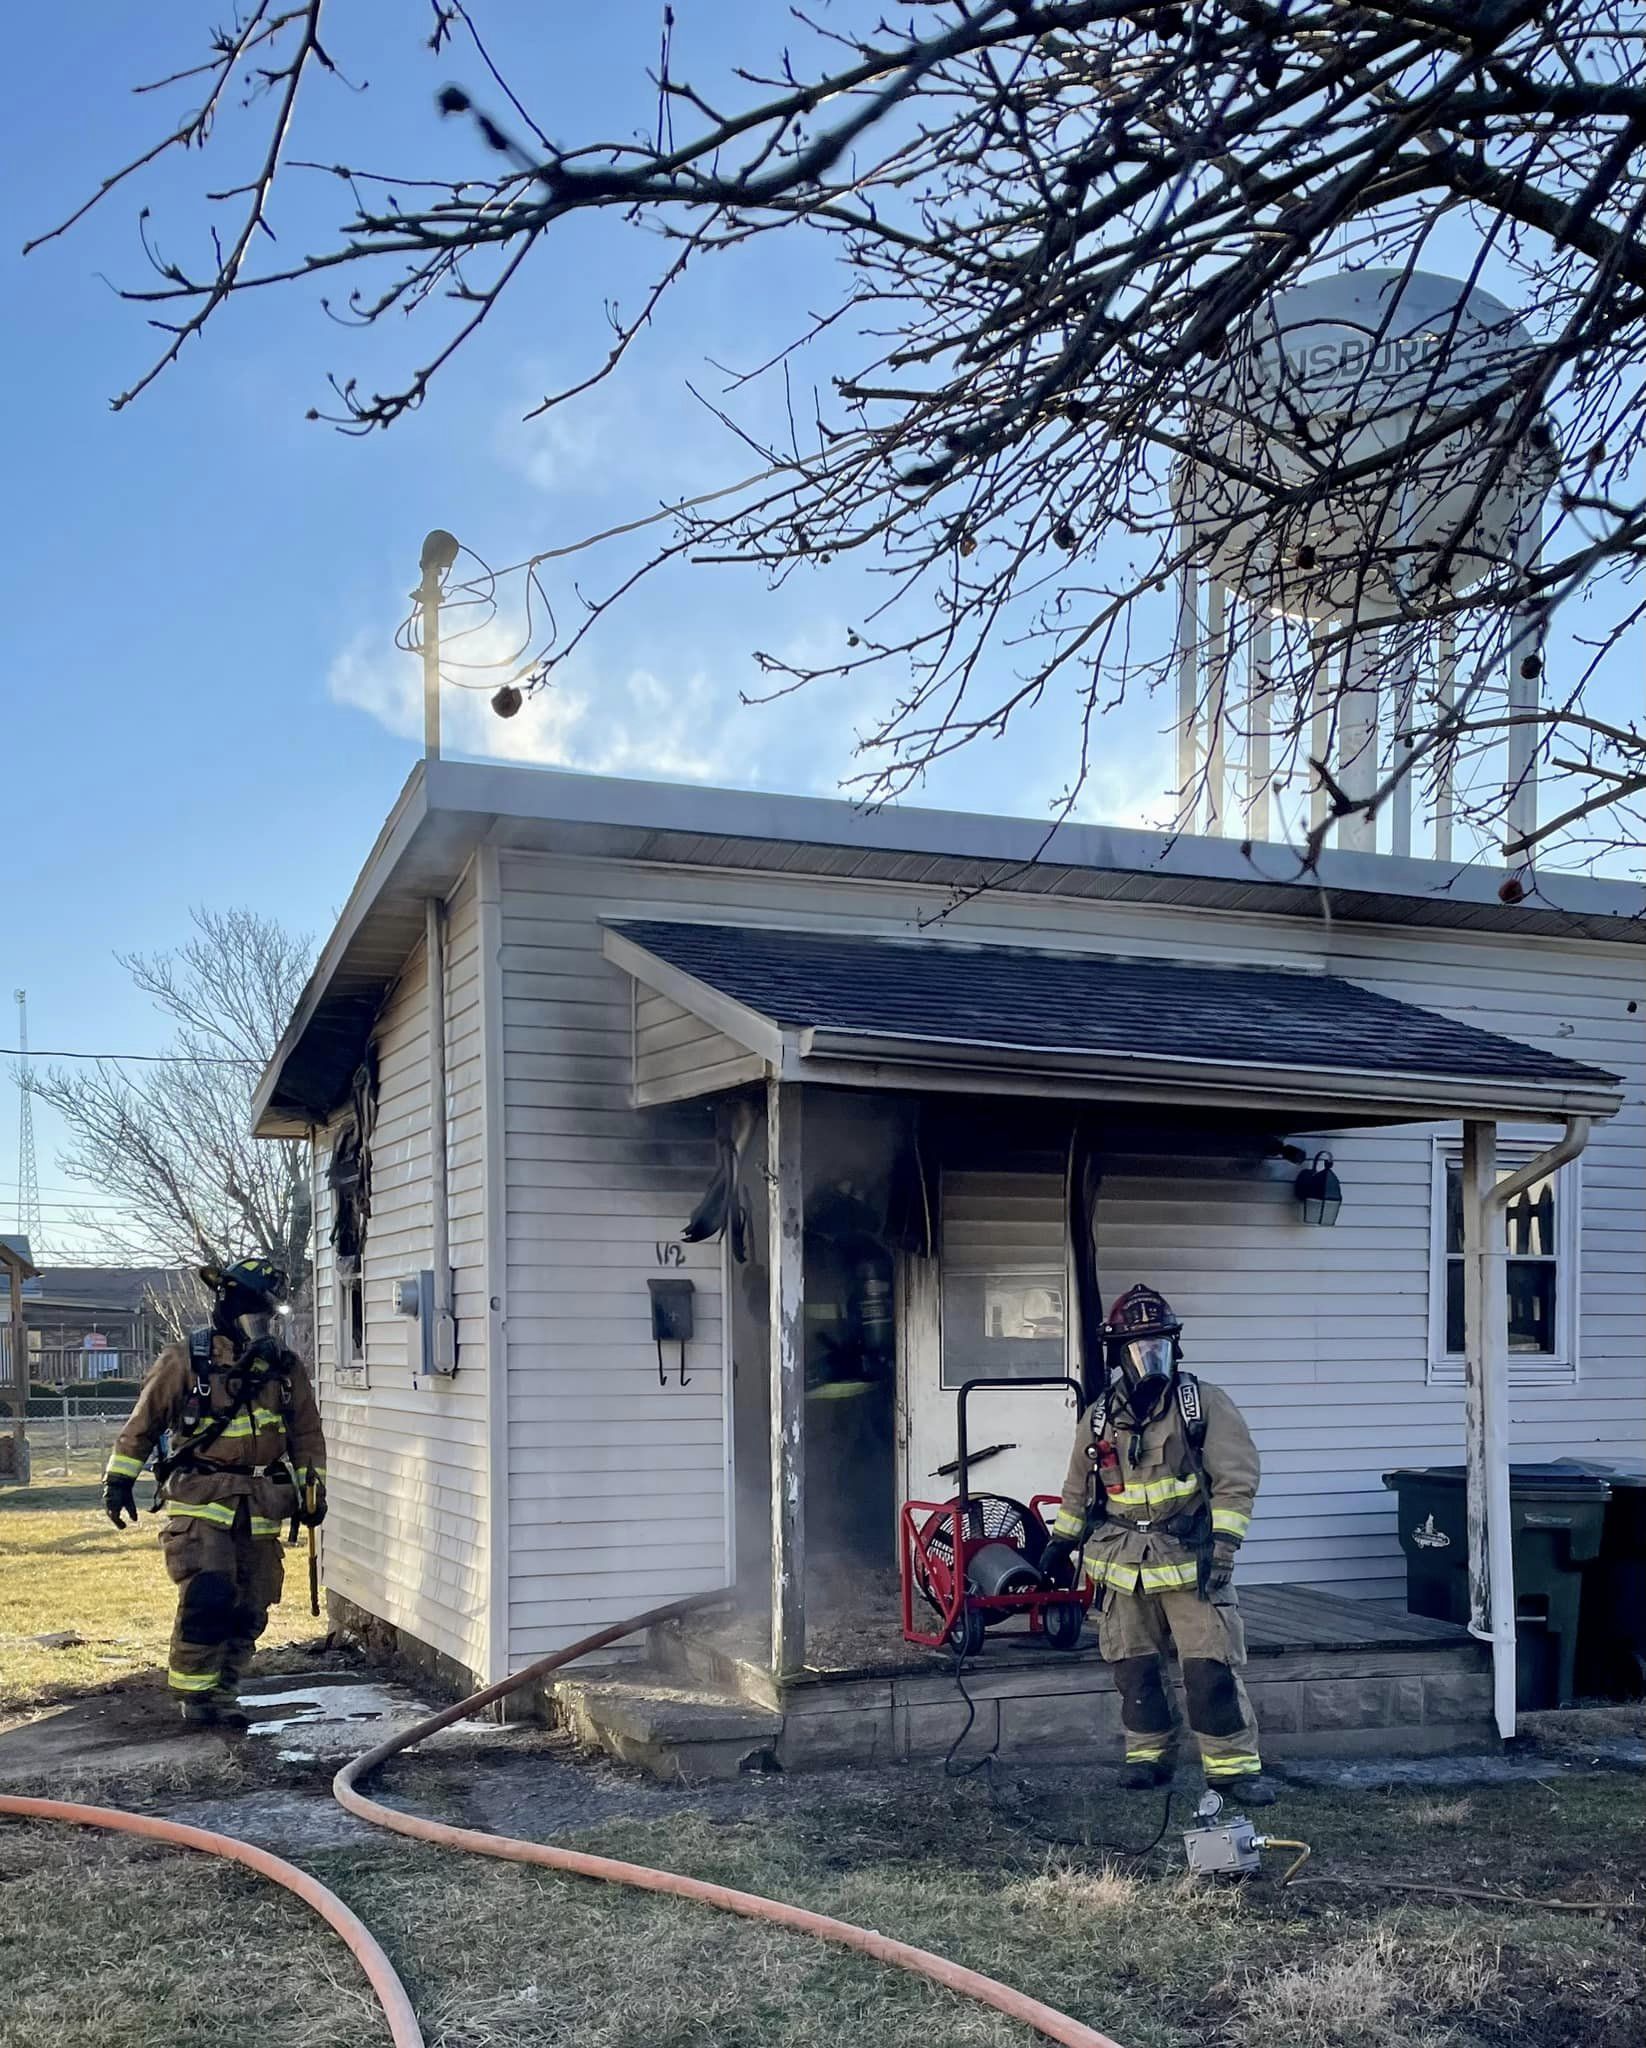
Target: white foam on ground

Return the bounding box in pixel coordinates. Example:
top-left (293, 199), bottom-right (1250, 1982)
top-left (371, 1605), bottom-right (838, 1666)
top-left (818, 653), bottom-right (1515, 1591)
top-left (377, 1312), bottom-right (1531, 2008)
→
top-left (241, 1680), bottom-right (493, 1762)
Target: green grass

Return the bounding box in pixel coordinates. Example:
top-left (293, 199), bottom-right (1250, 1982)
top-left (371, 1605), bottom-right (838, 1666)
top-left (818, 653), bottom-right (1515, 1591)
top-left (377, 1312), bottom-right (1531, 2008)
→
top-left (0, 1764), bottom-right (1639, 2048)
top-left (0, 1463), bottom-right (325, 1712)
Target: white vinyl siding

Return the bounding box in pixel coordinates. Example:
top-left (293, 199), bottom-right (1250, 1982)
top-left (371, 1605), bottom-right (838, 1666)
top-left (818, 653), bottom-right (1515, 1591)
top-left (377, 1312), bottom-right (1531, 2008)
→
top-left (500, 862), bottom-right (731, 1664)
top-left (308, 861), bottom-right (493, 1682)
top-left (633, 987), bottom-right (763, 1105)
top-left (497, 848), bottom-right (1643, 1620)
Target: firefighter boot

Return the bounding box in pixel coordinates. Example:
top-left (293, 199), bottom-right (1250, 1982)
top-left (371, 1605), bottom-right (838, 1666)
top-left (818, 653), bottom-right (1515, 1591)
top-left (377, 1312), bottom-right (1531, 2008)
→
top-left (206, 1687), bottom-right (250, 1729)
top-left (178, 1699), bottom-right (221, 1730)
top-left (1119, 1759), bottom-right (1171, 1790)
top-left (1218, 1774), bottom-right (1277, 1807)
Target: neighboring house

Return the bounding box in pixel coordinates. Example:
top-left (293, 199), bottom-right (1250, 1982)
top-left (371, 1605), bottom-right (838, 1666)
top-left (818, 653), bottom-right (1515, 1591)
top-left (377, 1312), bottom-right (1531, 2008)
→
top-left (252, 759), bottom-right (1644, 1740)
top-left (20, 1267), bottom-right (179, 1382)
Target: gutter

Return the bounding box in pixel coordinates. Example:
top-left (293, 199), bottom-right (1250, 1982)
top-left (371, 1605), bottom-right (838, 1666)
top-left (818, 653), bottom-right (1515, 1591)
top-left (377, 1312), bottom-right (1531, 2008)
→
top-left (1465, 1114), bottom-right (1592, 1741)
top-left (791, 1028), bottom-right (1622, 1123)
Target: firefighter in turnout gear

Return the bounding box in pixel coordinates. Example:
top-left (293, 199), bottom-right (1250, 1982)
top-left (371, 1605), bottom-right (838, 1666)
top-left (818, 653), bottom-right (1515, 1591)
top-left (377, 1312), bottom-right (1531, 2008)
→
top-left (1043, 1284), bottom-right (1274, 1805)
top-left (102, 1259), bottom-right (326, 1728)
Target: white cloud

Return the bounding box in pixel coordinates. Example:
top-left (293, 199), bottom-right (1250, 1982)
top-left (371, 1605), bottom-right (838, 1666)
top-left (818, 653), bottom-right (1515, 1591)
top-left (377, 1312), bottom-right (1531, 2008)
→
top-left (327, 620), bottom-right (760, 787)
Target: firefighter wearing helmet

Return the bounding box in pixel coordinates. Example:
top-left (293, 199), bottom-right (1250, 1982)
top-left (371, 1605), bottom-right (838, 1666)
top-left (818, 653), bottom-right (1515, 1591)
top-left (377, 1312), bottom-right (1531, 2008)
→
top-left (1043, 1284), bottom-right (1272, 1804)
top-left (102, 1258), bottom-right (326, 1727)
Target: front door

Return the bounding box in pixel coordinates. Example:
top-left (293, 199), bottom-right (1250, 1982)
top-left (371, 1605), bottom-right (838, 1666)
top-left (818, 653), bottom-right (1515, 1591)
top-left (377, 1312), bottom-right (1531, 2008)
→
top-left (901, 1168), bottom-right (1085, 1515)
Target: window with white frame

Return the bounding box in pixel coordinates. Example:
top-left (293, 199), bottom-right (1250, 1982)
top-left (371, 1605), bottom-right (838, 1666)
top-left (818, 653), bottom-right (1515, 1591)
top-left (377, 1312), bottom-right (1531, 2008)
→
top-left (1429, 1140), bottom-right (1579, 1384)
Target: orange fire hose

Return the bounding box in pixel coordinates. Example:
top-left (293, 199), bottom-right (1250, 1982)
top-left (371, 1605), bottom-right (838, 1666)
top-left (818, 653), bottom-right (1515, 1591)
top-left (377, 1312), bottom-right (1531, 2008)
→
top-left (333, 1590), bottom-right (1130, 2048)
top-left (0, 1793), bottom-right (424, 2048)
top-left (2, 1590), bottom-right (1130, 2048)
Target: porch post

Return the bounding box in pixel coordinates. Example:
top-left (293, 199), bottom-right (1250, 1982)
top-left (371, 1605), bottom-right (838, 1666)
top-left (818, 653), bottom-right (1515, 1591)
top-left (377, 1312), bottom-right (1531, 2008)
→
top-left (767, 1076), bottom-right (806, 1679)
top-left (1461, 1120), bottom-right (1492, 1640)
top-left (1462, 1118), bottom-right (1516, 1738)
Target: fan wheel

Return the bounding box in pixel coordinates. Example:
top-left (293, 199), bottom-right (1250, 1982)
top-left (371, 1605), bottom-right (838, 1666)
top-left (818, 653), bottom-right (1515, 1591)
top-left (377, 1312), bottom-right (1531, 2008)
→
top-left (1044, 1599), bottom-right (1084, 1652)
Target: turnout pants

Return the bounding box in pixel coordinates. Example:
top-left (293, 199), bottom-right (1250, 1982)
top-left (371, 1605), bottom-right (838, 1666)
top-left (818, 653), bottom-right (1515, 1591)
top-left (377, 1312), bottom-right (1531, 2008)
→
top-left (1097, 1582), bottom-right (1262, 1781)
top-left (159, 1502), bottom-right (285, 1698)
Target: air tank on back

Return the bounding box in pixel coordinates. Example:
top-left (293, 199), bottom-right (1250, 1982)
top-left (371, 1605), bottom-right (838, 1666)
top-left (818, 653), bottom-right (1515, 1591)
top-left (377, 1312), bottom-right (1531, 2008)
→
top-left (1173, 268), bottom-right (1552, 856)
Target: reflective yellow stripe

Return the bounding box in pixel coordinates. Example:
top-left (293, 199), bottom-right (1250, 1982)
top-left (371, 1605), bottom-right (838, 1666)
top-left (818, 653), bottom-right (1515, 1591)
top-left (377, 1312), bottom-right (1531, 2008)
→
top-left (248, 1517), bottom-right (284, 1538)
top-left (105, 1453), bottom-right (144, 1479)
top-left (1086, 1558), bottom-right (1140, 1593)
top-left (1125, 1746), bottom-right (1167, 1762)
top-left (1051, 1510), bottom-right (1085, 1539)
top-left (183, 1412), bottom-right (286, 1444)
top-left (1112, 1475), bottom-right (1200, 1509)
top-left (1212, 1509), bottom-right (1250, 1539)
top-left (1138, 1560), bottom-right (1200, 1592)
top-left (1204, 1753), bottom-right (1262, 1776)
top-left (167, 1667), bottom-right (220, 1694)
top-left (165, 1501), bottom-right (238, 1528)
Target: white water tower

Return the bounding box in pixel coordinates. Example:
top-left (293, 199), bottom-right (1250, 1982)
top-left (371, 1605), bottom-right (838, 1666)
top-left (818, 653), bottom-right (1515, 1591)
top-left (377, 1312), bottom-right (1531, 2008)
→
top-left (1174, 269), bottom-right (1553, 858)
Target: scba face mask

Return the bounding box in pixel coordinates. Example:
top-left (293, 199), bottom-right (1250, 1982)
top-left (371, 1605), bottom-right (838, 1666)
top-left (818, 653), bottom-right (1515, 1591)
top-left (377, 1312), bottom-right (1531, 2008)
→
top-left (1124, 1336), bottom-right (1176, 1385)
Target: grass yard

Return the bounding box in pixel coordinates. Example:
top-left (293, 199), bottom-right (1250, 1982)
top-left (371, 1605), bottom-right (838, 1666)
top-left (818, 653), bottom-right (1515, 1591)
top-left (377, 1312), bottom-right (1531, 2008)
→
top-left (0, 1749), bottom-right (1640, 2048)
top-left (0, 1459), bottom-right (326, 1712)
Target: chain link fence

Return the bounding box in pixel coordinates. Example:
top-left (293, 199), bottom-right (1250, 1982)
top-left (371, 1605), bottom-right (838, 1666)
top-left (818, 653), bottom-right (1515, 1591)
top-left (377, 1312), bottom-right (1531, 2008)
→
top-left (22, 1396), bottom-right (133, 1475)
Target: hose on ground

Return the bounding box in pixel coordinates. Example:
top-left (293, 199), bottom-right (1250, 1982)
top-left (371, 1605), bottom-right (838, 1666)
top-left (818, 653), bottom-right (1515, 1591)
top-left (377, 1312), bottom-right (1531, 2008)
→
top-left (334, 1588), bottom-right (1132, 2048)
top-left (0, 1792), bottom-right (424, 2048)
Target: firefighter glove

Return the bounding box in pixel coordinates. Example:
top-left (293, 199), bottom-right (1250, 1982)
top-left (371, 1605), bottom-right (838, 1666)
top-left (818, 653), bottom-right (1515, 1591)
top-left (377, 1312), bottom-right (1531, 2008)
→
top-left (298, 1474), bottom-right (328, 1528)
top-left (1041, 1535), bottom-right (1080, 1588)
top-left (103, 1475), bottom-right (139, 1529)
top-left (1206, 1537), bottom-right (1239, 1593)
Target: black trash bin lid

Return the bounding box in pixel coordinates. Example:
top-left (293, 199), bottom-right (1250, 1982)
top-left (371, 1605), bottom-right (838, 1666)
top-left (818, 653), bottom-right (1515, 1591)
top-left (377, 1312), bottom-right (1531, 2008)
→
top-left (1384, 1463), bottom-right (1614, 1493)
top-left (1552, 1458), bottom-right (1646, 1487)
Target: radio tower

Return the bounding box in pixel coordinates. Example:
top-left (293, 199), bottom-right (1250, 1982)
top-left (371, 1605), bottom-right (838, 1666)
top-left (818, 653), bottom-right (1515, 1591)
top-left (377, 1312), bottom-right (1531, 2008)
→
top-left (13, 990), bottom-right (41, 1252)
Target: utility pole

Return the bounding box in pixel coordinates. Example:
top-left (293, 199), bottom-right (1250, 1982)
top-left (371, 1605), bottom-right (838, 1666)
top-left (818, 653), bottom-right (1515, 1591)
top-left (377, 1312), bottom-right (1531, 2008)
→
top-left (418, 529), bottom-right (459, 761)
top-left (13, 991), bottom-right (40, 1251)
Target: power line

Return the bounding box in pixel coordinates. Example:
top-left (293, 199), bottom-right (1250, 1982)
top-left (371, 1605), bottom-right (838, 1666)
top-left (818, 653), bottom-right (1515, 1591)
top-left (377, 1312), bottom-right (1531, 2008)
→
top-left (0, 1046), bottom-right (259, 1066)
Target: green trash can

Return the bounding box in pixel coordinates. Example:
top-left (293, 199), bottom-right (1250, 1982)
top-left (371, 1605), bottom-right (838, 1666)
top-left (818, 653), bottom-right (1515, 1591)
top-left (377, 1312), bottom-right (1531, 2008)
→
top-left (1383, 1465), bottom-right (1612, 1708)
top-left (1554, 1460), bottom-right (1646, 1700)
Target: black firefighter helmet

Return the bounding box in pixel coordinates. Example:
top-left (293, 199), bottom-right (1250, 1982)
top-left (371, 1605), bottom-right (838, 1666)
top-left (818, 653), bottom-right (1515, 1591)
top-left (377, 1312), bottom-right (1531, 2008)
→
top-left (1105, 1283), bottom-right (1182, 1415)
top-left (199, 1256), bottom-right (290, 1346)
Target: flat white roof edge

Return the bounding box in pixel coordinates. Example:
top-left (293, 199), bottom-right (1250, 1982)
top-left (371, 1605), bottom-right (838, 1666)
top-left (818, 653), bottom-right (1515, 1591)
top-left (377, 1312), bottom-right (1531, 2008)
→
top-left (425, 757), bottom-right (1646, 921)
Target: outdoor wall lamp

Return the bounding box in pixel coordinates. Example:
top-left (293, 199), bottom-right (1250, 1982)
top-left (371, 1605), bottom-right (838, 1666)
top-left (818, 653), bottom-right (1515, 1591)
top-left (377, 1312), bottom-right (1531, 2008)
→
top-left (1294, 1151), bottom-right (1343, 1226)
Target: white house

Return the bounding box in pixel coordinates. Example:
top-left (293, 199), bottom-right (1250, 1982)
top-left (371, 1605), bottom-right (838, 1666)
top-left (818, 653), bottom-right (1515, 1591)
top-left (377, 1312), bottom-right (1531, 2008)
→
top-left (252, 759), bottom-right (1643, 1750)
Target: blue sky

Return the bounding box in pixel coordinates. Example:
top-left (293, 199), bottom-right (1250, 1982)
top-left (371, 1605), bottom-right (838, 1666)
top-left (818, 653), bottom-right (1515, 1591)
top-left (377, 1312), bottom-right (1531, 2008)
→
top-left (4, 7), bottom-right (1638, 1257)
top-left (3, 5), bottom-right (1179, 1259)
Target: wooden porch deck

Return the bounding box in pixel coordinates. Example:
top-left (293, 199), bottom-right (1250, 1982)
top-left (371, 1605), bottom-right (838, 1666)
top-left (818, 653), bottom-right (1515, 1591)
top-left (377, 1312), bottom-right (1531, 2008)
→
top-left (664, 1569), bottom-right (1471, 1688)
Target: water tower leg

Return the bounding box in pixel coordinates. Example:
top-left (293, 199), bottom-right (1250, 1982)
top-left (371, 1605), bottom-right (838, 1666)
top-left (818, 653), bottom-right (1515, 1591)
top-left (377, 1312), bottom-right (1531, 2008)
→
top-left (1175, 552), bottom-right (1200, 829)
top-left (1504, 504), bottom-right (1543, 862)
top-left (1390, 632), bottom-right (1416, 860)
top-left (1247, 613), bottom-right (1273, 842)
top-left (1435, 618), bottom-right (1456, 862)
top-left (1337, 626), bottom-right (1382, 855)
top-left (1206, 580), bottom-right (1228, 836)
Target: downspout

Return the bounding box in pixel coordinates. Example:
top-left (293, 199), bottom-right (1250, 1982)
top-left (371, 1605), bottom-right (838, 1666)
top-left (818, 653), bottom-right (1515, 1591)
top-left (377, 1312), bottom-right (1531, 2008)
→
top-left (1468, 1113), bottom-right (1591, 1741)
top-left (425, 898), bottom-right (458, 1375)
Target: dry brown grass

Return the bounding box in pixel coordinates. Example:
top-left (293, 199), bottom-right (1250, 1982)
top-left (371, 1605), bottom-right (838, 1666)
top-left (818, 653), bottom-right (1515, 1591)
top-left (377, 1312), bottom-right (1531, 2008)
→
top-left (0, 1759), bottom-right (1638, 2048)
top-left (1006, 1856), bottom-right (1143, 1919)
top-left (0, 1470), bottom-right (324, 1712)
top-left (1240, 1926), bottom-right (1502, 2048)
top-left (1408, 1795), bottom-right (1475, 1827)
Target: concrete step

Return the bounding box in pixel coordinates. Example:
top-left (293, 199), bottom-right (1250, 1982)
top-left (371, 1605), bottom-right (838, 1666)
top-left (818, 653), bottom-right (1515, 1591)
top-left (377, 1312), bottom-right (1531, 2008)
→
top-left (650, 1617), bottom-right (778, 1706)
top-left (554, 1673), bottom-right (783, 1781)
